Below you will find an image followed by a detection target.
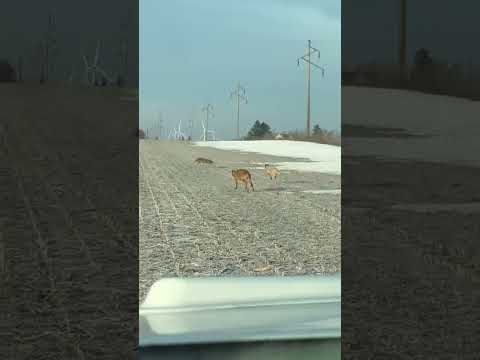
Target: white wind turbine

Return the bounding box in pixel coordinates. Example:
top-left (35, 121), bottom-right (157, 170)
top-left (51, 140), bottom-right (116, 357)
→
top-left (176, 120), bottom-right (187, 140)
top-left (200, 118), bottom-right (207, 141)
top-left (83, 41), bottom-right (113, 85)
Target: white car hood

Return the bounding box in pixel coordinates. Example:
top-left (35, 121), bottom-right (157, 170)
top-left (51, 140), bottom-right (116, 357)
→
top-left (139, 274), bottom-right (341, 347)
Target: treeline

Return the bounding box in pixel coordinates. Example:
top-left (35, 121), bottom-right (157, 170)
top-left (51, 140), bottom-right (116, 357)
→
top-left (343, 48), bottom-right (480, 100)
top-left (244, 120), bottom-right (340, 146)
top-left (0, 60), bottom-right (16, 82)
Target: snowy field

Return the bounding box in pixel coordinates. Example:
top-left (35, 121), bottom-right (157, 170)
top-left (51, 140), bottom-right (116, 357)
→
top-left (195, 140), bottom-right (341, 175)
top-left (343, 87), bottom-right (480, 167)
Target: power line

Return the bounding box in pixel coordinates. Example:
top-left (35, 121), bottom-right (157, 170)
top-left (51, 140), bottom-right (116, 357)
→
top-left (297, 40), bottom-right (325, 136)
top-left (230, 82), bottom-right (248, 139)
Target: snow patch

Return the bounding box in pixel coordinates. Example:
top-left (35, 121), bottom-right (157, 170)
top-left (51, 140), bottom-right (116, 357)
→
top-left (194, 140), bottom-right (341, 175)
top-left (303, 189), bottom-right (341, 194)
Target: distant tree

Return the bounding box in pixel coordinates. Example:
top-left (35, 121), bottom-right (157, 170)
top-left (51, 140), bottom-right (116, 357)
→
top-left (116, 75), bottom-right (125, 88)
top-left (411, 48), bottom-right (435, 90)
top-left (0, 60), bottom-right (16, 82)
top-left (313, 124), bottom-right (322, 135)
top-left (414, 48), bottom-right (433, 72)
top-left (259, 122), bottom-right (272, 136)
top-left (246, 120), bottom-right (261, 138)
top-left (246, 120), bottom-right (272, 139)
top-left (138, 129), bottom-right (146, 139)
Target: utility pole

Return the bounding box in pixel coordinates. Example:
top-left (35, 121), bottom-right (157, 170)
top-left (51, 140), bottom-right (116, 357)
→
top-left (158, 111), bottom-right (163, 139)
top-left (297, 40), bottom-right (325, 137)
top-left (118, 10), bottom-right (130, 86)
top-left (399, 0), bottom-right (407, 82)
top-left (188, 107), bottom-right (194, 140)
top-left (201, 104), bottom-right (214, 141)
top-left (44, 10), bottom-right (58, 82)
top-left (188, 118), bottom-right (193, 140)
top-left (17, 56), bottom-right (23, 81)
top-left (230, 82), bottom-right (248, 139)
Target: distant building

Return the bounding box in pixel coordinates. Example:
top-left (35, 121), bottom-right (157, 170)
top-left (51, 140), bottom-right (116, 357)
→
top-left (275, 133), bottom-right (284, 140)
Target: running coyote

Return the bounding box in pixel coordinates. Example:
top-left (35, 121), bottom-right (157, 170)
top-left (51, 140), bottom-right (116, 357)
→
top-left (231, 169), bottom-right (254, 192)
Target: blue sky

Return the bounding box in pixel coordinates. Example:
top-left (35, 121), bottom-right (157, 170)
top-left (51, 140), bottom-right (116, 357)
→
top-left (140, 0), bottom-right (340, 140)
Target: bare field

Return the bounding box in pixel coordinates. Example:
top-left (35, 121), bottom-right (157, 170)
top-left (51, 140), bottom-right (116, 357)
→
top-left (1, 84), bottom-right (138, 359)
top-left (139, 140), bottom-right (341, 302)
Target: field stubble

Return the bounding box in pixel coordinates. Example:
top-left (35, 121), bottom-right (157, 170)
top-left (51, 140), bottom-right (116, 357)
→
top-left (139, 140), bottom-right (341, 302)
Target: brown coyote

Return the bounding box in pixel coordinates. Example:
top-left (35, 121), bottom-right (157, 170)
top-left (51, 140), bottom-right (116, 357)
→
top-left (264, 164), bottom-right (280, 181)
top-left (231, 169), bottom-right (254, 192)
top-left (194, 157), bottom-right (214, 164)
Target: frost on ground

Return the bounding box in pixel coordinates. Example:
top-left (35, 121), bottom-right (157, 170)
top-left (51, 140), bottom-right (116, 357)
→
top-left (139, 140), bottom-right (341, 302)
top-left (194, 140), bottom-right (341, 175)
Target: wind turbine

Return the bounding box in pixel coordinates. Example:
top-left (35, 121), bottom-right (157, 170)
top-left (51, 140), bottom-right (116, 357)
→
top-left (176, 120), bottom-right (186, 140)
top-left (83, 41), bottom-right (113, 85)
top-left (201, 104), bottom-right (214, 141)
top-left (200, 118), bottom-right (207, 141)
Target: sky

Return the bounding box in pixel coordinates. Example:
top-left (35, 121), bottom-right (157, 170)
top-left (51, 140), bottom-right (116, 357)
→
top-left (140, 0), bottom-right (341, 140)
top-left (342, 0), bottom-right (479, 66)
top-left (0, 0), bottom-right (138, 86)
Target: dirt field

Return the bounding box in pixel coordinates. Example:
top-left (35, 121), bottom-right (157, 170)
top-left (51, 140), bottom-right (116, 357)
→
top-left (1, 84), bottom-right (138, 359)
top-left (139, 140), bottom-right (341, 302)
top-left (341, 87), bottom-right (480, 357)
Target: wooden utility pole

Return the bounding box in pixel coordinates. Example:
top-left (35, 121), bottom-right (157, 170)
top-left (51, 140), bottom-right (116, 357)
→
top-left (399, 0), bottom-right (407, 80)
top-left (230, 82), bottom-right (247, 139)
top-left (297, 40), bottom-right (325, 137)
top-left (17, 56), bottom-right (23, 81)
top-left (45, 10), bottom-right (57, 81)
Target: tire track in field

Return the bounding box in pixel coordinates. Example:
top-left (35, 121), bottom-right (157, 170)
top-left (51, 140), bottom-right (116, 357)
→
top-left (140, 145), bottom-right (233, 274)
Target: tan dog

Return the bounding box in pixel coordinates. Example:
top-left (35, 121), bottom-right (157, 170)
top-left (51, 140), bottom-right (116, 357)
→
top-left (231, 169), bottom-right (254, 192)
top-left (264, 164), bottom-right (280, 181)
top-left (194, 157), bottom-right (214, 164)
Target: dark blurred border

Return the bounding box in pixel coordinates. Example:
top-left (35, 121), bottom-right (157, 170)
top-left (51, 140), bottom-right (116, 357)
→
top-left (342, 0), bottom-right (480, 357)
top-left (1, 1), bottom-right (138, 358)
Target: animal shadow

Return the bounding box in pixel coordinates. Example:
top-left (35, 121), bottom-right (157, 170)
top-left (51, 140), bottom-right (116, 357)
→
top-left (262, 186), bottom-right (289, 192)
